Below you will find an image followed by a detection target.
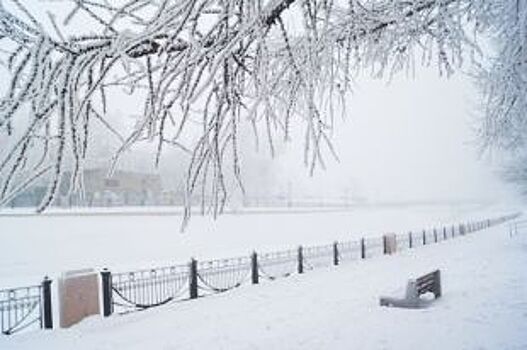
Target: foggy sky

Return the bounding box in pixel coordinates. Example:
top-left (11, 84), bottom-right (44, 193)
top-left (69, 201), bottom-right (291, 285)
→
top-left (0, 1), bottom-right (520, 206)
top-left (264, 66), bottom-right (519, 204)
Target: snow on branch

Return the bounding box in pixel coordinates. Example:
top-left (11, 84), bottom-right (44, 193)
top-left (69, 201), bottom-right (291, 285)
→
top-left (0, 0), bottom-right (518, 224)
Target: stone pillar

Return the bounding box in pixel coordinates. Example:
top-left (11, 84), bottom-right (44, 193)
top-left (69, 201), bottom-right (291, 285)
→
top-left (58, 269), bottom-right (100, 328)
top-left (384, 234), bottom-right (397, 255)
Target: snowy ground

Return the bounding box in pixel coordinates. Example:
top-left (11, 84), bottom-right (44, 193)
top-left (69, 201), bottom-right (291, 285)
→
top-left (1, 214), bottom-right (526, 349)
top-left (0, 203), bottom-right (515, 287)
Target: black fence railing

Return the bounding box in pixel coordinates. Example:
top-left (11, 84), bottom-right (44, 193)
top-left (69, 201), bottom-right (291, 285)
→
top-left (337, 240), bottom-right (362, 262)
top-left (104, 264), bottom-right (189, 315)
top-left (99, 213), bottom-right (520, 318)
top-left (196, 256), bottom-right (252, 294)
top-left (258, 249), bottom-right (299, 280)
top-left (0, 278), bottom-right (53, 335)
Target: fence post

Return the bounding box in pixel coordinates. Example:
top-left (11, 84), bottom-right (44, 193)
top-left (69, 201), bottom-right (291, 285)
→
top-left (433, 228), bottom-right (438, 243)
top-left (41, 276), bottom-right (53, 330)
top-left (251, 251), bottom-right (259, 284)
top-left (297, 246), bottom-right (304, 274)
top-left (101, 269), bottom-right (113, 317)
top-left (443, 227), bottom-right (447, 240)
top-left (333, 242), bottom-right (339, 266)
top-left (361, 238), bottom-right (366, 259)
top-left (422, 230), bottom-right (426, 245)
top-left (409, 232), bottom-right (413, 249)
top-left (189, 258), bottom-right (198, 299)
top-left (383, 235), bottom-right (388, 255)
top-left (452, 225), bottom-right (455, 238)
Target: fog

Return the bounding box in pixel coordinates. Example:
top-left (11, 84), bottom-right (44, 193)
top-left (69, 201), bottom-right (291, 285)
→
top-left (0, 0), bottom-right (520, 207)
top-left (249, 67), bottom-right (518, 205)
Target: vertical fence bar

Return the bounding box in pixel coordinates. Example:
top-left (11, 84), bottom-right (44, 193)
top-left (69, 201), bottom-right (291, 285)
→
top-left (189, 259), bottom-right (198, 299)
top-left (361, 238), bottom-right (366, 259)
top-left (382, 235), bottom-right (387, 255)
top-left (434, 228), bottom-right (438, 243)
top-left (101, 269), bottom-right (113, 317)
top-left (251, 252), bottom-right (259, 285)
top-left (41, 277), bottom-right (53, 329)
top-left (297, 246), bottom-right (304, 274)
top-left (409, 232), bottom-right (413, 248)
top-left (422, 230), bottom-right (426, 245)
top-left (443, 227), bottom-right (447, 240)
top-left (333, 242), bottom-right (339, 266)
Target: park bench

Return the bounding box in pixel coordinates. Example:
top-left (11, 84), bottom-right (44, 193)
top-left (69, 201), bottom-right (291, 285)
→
top-left (380, 270), bottom-right (441, 309)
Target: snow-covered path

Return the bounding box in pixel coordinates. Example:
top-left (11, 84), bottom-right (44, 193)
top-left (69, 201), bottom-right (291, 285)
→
top-left (2, 221), bottom-right (526, 349)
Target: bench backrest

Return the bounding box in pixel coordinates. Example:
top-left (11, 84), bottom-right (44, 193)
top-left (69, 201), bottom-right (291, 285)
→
top-left (415, 270), bottom-right (441, 298)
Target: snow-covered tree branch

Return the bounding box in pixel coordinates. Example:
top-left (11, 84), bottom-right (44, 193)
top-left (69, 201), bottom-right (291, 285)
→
top-left (0, 0), bottom-right (524, 223)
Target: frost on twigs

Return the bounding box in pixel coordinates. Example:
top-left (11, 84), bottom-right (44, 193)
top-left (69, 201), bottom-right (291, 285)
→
top-left (0, 0), bottom-right (519, 226)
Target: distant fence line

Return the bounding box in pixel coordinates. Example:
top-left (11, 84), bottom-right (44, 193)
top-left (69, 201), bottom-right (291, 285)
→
top-left (101, 213), bottom-right (519, 317)
top-left (0, 213), bottom-right (520, 335)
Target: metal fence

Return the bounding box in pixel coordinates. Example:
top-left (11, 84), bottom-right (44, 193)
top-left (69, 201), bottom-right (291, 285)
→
top-left (0, 278), bottom-right (52, 335)
top-left (303, 244), bottom-right (335, 270)
top-left (105, 264), bottom-right (189, 314)
top-left (98, 213), bottom-right (520, 318)
top-left (2, 213), bottom-right (520, 335)
top-left (197, 256), bottom-right (252, 294)
top-left (338, 239), bottom-right (362, 262)
top-left (256, 249), bottom-right (299, 280)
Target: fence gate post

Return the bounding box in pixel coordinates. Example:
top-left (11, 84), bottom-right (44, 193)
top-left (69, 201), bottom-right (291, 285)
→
top-left (297, 246), bottom-right (304, 274)
top-left (251, 252), bottom-right (259, 284)
top-left (409, 232), bottom-right (413, 249)
top-left (361, 238), bottom-right (366, 259)
top-left (41, 276), bottom-right (53, 330)
top-left (422, 230), bottom-right (426, 245)
top-left (189, 258), bottom-right (198, 299)
top-left (333, 242), bottom-right (339, 266)
top-left (100, 269), bottom-right (113, 317)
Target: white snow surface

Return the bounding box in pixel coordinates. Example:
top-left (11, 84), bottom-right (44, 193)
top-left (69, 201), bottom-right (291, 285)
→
top-left (1, 213), bottom-right (526, 349)
top-left (0, 203), bottom-right (515, 287)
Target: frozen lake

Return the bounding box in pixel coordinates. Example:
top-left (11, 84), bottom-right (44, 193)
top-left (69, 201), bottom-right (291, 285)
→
top-left (0, 203), bottom-right (516, 288)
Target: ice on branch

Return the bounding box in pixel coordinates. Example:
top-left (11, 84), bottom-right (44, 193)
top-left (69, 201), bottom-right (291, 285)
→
top-left (0, 0), bottom-right (524, 226)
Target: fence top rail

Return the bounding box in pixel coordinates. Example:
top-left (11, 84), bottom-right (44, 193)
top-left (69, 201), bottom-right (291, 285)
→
top-left (364, 237), bottom-right (383, 244)
top-left (338, 239), bottom-right (361, 247)
top-left (198, 256), bottom-right (251, 270)
top-left (303, 243), bottom-right (334, 252)
top-left (0, 285), bottom-right (41, 298)
top-left (259, 248), bottom-right (298, 260)
top-left (112, 264), bottom-right (188, 279)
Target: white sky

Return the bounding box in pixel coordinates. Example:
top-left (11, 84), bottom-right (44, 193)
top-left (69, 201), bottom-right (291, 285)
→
top-left (264, 67), bottom-right (518, 204)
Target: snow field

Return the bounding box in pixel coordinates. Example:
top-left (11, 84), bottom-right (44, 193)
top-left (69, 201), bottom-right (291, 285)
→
top-left (1, 216), bottom-right (526, 349)
top-left (0, 204), bottom-right (513, 288)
